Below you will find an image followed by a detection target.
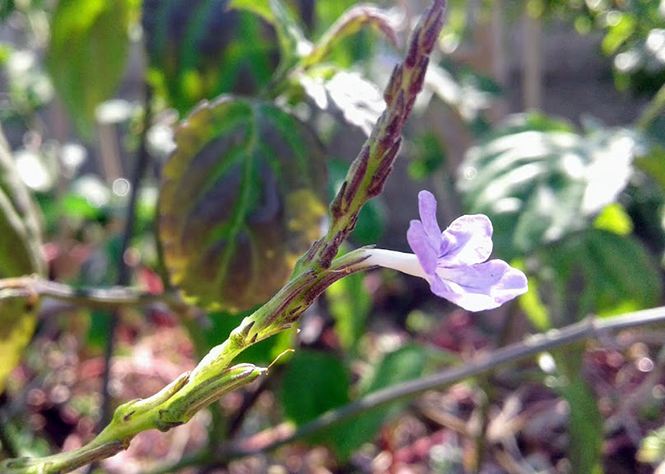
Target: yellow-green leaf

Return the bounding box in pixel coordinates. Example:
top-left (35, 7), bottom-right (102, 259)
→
top-left (158, 96), bottom-right (327, 312)
top-left (0, 127), bottom-right (46, 393)
top-left (47, 0), bottom-right (134, 137)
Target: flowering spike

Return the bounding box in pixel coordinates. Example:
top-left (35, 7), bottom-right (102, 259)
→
top-left (306, 0), bottom-right (447, 270)
top-left (367, 138), bottom-right (402, 197)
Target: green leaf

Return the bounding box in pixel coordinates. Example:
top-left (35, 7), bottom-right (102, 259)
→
top-left (533, 229), bottom-right (661, 324)
top-left (636, 146), bottom-right (665, 195)
top-left (0, 127), bottom-right (46, 393)
top-left (555, 348), bottom-right (604, 474)
top-left (425, 62), bottom-right (501, 125)
top-left (601, 13), bottom-right (636, 55)
top-left (47, 0), bottom-right (134, 137)
top-left (227, 0), bottom-right (308, 79)
top-left (227, 0), bottom-right (274, 22)
top-left (327, 268), bottom-right (371, 352)
top-left (280, 350), bottom-right (350, 426)
top-left (352, 197), bottom-right (386, 246)
top-left (142, 0), bottom-right (278, 114)
top-left (593, 203), bottom-right (633, 235)
top-left (513, 258), bottom-right (551, 330)
top-left (408, 131), bottom-right (447, 180)
top-left (0, 0), bottom-right (16, 19)
top-left (158, 96), bottom-right (327, 312)
top-left (638, 425), bottom-right (665, 464)
top-left (330, 344), bottom-right (429, 460)
top-left (458, 115), bottom-right (641, 260)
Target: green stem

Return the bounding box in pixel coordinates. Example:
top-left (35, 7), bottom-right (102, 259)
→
top-left (637, 82), bottom-right (665, 130)
top-left (180, 314), bottom-right (229, 445)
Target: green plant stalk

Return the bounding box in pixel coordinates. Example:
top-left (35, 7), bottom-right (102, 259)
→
top-left (637, 81), bottom-right (665, 130)
top-left (299, 0), bottom-right (445, 271)
top-left (1, 365), bottom-right (263, 474)
top-left (0, 1), bottom-right (447, 471)
top-left (300, 5), bottom-right (399, 69)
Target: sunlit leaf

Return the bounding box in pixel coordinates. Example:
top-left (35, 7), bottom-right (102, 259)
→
top-left (312, 0), bottom-right (378, 66)
top-left (294, 68), bottom-right (385, 135)
top-left (0, 127), bottom-right (45, 393)
top-left (47, 0), bottom-right (135, 137)
top-left (593, 203), bottom-right (633, 235)
top-left (638, 425), bottom-right (665, 464)
top-left (458, 115), bottom-right (643, 259)
top-left (142, 0), bottom-right (277, 114)
top-left (424, 62), bottom-right (500, 124)
top-left (158, 96), bottom-right (327, 312)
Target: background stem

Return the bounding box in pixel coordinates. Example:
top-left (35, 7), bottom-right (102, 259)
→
top-left (217, 307), bottom-right (665, 461)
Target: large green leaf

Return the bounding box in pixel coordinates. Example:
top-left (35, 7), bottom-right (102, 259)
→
top-left (0, 127), bottom-right (46, 393)
top-left (280, 350), bottom-right (351, 426)
top-left (158, 96), bottom-right (327, 312)
top-left (458, 115), bottom-right (643, 259)
top-left (330, 344), bottom-right (429, 460)
top-left (228, 0), bottom-right (309, 83)
top-left (142, 0), bottom-right (278, 114)
top-left (524, 229), bottom-right (662, 329)
top-left (279, 344), bottom-right (429, 460)
top-left (47, 0), bottom-right (134, 137)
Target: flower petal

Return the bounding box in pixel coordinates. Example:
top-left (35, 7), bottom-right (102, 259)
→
top-left (429, 259), bottom-right (528, 311)
top-left (407, 219), bottom-right (438, 275)
top-left (440, 214), bottom-right (493, 266)
top-left (417, 190), bottom-right (442, 241)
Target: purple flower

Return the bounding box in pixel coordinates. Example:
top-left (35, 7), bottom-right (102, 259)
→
top-left (364, 191), bottom-right (528, 311)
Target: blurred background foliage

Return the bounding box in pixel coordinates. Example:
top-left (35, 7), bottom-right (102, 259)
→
top-left (0, 0), bottom-right (665, 472)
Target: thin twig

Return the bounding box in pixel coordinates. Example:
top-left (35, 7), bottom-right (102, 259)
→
top-left (148, 307), bottom-right (665, 473)
top-left (637, 82), bottom-right (665, 130)
top-left (99, 81), bottom-right (155, 434)
top-left (0, 277), bottom-right (171, 309)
